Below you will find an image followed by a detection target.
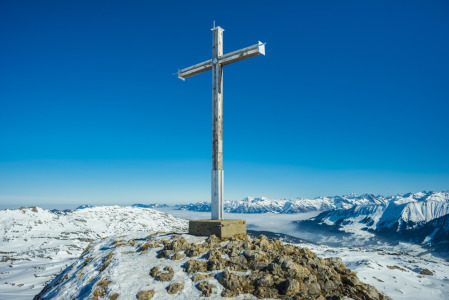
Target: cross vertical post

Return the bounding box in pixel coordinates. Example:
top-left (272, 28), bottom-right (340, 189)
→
top-left (211, 25), bottom-right (224, 220)
top-left (176, 25), bottom-right (265, 234)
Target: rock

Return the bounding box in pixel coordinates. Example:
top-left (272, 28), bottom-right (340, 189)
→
top-left (166, 283), bottom-right (184, 294)
top-left (169, 252), bottom-right (185, 260)
top-left (157, 250), bottom-right (174, 259)
top-left (317, 265), bottom-right (332, 281)
top-left (249, 261), bottom-right (269, 271)
top-left (109, 294), bottom-right (119, 300)
top-left (207, 258), bottom-right (228, 271)
top-left (226, 247), bottom-right (240, 257)
top-left (277, 256), bottom-right (310, 278)
top-left (232, 234), bottom-right (251, 242)
top-left (192, 273), bottom-right (212, 282)
top-left (365, 284), bottom-right (380, 299)
top-left (254, 238), bottom-right (274, 252)
top-left (185, 244), bottom-right (208, 257)
top-left (185, 249), bottom-right (199, 257)
top-left (221, 289), bottom-right (238, 298)
top-left (165, 237), bottom-right (191, 252)
top-left (204, 248), bottom-right (222, 260)
top-left (328, 257), bottom-right (343, 267)
top-left (185, 259), bottom-right (207, 274)
top-left (277, 278), bottom-right (300, 296)
top-left (196, 281), bottom-right (216, 297)
top-left (149, 267), bottom-right (159, 278)
top-left (322, 279), bottom-right (337, 293)
top-left (254, 234), bottom-right (268, 242)
top-left (175, 234), bottom-right (387, 300)
top-left (224, 240), bottom-right (241, 250)
top-left (342, 275), bottom-right (360, 287)
top-left (217, 269), bottom-right (254, 295)
top-left (325, 296), bottom-right (342, 300)
top-left (335, 266), bottom-right (351, 276)
top-left (137, 290), bottom-right (155, 300)
top-left (206, 234), bottom-right (219, 245)
top-left (139, 243), bottom-right (157, 252)
top-left (242, 242), bottom-right (250, 250)
top-left (248, 272), bottom-right (262, 282)
top-left (155, 266), bottom-right (174, 281)
top-left (243, 250), bottom-right (267, 262)
top-left (307, 282), bottom-right (321, 296)
top-left (267, 262), bottom-right (284, 277)
top-left (419, 268), bottom-right (434, 276)
top-left (255, 274), bottom-right (274, 287)
top-left (387, 265), bottom-right (408, 272)
top-left (254, 286), bottom-right (279, 299)
top-left (228, 255), bottom-right (248, 268)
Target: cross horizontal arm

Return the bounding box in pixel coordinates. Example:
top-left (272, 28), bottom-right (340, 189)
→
top-left (176, 41), bottom-right (265, 80)
top-left (177, 59), bottom-right (213, 81)
top-left (218, 41), bottom-right (265, 66)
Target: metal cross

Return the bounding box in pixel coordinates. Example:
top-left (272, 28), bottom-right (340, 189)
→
top-left (176, 24), bottom-right (265, 220)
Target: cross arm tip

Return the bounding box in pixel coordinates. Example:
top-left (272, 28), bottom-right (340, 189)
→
top-left (258, 41), bottom-right (266, 56)
top-left (173, 69), bottom-right (186, 81)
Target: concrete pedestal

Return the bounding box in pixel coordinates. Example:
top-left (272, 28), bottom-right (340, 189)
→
top-left (188, 219), bottom-right (246, 238)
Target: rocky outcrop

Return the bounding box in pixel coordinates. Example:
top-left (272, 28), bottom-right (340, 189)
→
top-left (150, 266), bottom-right (174, 282)
top-left (196, 281), bottom-right (216, 297)
top-left (200, 235), bottom-right (386, 299)
top-left (155, 234), bottom-right (389, 300)
top-left (166, 283), bottom-right (184, 294)
top-left (137, 290), bottom-right (155, 300)
top-left (34, 232), bottom-right (390, 300)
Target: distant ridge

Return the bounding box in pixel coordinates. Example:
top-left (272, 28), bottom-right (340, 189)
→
top-left (297, 191), bottom-right (449, 255)
top-left (132, 203), bottom-right (169, 209)
top-left (76, 204), bottom-right (94, 210)
top-left (175, 191), bottom-right (448, 214)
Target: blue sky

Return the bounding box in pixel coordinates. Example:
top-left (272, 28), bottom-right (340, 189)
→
top-left (1, 1), bottom-right (448, 208)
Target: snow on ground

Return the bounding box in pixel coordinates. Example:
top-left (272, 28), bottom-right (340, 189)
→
top-left (1, 206), bottom-right (449, 299)
top-left (35, 233), bottom-right (219, 300)
top-left (34, 232), bottom-right (449, 300)
top-left (301, 243), bottom-right (449, 300)
top-left (0, 206), bottom-right (187, 300)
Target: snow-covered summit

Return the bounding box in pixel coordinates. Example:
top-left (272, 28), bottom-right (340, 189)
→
top-left (33, 232), bottom-right (449, 300)
top-left (35, 233), bottom-right (390, 300)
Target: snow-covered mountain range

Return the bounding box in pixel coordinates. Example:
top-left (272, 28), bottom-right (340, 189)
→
top-left (174, 193), bottom-right (388, 214)
top-left (298, 191), bottom-right (449, 255)
top-left (171, 191), bottom-right (449, 256)
top-left (173, 192), bottom-right (449, 215)
top-left (0, 206), bottom-right (187, 300)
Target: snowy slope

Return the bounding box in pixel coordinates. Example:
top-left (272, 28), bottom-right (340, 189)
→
top-left (303, 243), bottom-right (449, 300)
top-left (0, 206), bottom-right (188, 300)
top-left (377, 191), bottom-right (449, 230)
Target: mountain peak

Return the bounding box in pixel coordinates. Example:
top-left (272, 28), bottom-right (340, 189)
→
top-left (34, 233), bottom-right (387, 300)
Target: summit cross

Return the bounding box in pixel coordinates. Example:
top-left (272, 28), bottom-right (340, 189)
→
top-left (176, 24), bottom-right (265, 221)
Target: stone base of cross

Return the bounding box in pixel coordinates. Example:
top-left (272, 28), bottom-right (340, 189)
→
top-left (176, 24), bottom-right (265, 236)
top-left (188, 219), bottom-right (246, 239)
